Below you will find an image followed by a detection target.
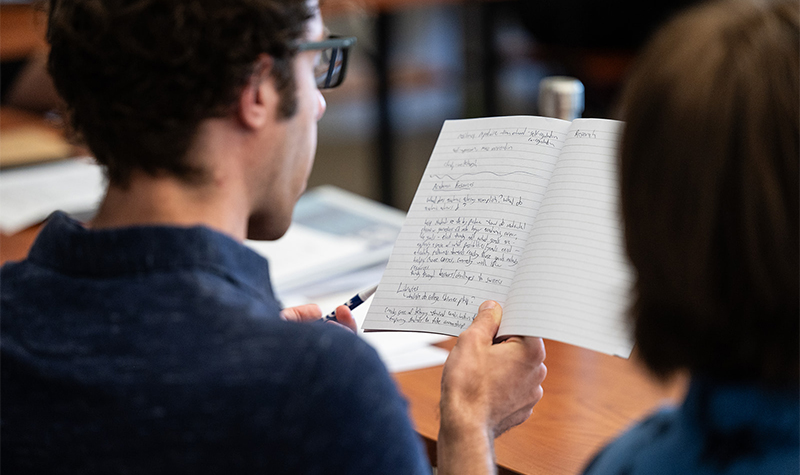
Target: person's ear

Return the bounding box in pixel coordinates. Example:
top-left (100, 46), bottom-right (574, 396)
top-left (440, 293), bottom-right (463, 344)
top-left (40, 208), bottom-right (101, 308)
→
top-left (237, 54), bottom-right (277, 129)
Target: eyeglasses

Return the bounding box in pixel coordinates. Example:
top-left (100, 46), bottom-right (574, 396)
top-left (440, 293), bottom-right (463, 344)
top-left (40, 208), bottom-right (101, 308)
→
top-left (296, 36), bottom-right (357, 89)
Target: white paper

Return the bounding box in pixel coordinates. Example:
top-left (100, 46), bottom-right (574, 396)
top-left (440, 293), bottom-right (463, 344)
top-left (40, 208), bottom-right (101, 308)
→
top-left (364, 116), bottom-right (634, 357)
top-left (289, 288), bottom-right (451, 373)
top-left (246, 225), bottom-right (370, 290)
top-left (0, 157), bottom-right (105, 234)
top-left (365, 116), bottom-right (571, 333)
top-left (500, 120), bottom-right (633, 357)
top-left (246, 186), bottom-right (406, 295)
top-left (378, 345), bottom-right (449, 373)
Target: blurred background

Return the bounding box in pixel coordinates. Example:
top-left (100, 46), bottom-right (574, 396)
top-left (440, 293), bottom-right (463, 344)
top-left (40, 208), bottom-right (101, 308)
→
top-left (307, 0), bottom-right (698, 210)
top-left (0, 0), bottom-right (701, 212)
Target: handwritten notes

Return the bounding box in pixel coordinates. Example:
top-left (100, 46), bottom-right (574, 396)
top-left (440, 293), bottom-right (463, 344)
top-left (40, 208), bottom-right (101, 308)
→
top-left (366, 116), bottom-right (571, 332)
top-left (363, 116), bottom-right (634, 357)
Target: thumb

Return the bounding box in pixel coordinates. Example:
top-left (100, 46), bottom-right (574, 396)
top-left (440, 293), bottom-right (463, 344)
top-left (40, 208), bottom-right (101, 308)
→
top-left (279, 304), bottom-right (322, 322)
top-left (467, 300), bottom-right (502, 341)
top-left (332, 305), bottom-right (358, 333)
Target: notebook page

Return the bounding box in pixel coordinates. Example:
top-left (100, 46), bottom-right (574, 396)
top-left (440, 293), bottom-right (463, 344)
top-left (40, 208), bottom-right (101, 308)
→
top-left (363, 115), bottom-right (572, 335)
top-left (498, 119), bottom-right (634, 356)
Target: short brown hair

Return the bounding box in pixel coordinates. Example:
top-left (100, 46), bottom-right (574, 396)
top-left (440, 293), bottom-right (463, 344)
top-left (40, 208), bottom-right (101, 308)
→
top-left (618, 0), bottom-right (799, 384)
top-left (46, 0), bottom-right (312, 185)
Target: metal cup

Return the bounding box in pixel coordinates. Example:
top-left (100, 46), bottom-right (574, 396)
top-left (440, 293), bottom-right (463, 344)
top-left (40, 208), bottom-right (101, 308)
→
top-left (537, 76), bottom-right (585, 120)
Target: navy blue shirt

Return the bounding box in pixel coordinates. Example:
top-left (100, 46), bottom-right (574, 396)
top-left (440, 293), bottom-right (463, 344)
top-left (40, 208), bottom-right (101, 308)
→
top-left (583, 377), bottom-right (799, 474)
top-left (1, 212), bottom-right (429, 474)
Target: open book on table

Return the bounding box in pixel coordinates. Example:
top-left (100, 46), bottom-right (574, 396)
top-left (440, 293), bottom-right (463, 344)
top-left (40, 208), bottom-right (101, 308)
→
top-left (362, 115), bottom-right (634, 357)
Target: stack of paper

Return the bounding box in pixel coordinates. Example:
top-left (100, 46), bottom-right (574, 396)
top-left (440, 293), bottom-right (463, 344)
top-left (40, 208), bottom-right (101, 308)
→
top-left (246, 186), bottom-right (407, 296)
top-left (0, 157), bottom-right (105, 234)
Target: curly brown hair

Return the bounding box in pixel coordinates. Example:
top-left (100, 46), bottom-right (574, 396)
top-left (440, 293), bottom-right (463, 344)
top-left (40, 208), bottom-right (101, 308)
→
top-left (46, 0), bottom-right (312, 185)
top-left (618, 0), bottom-right (799, 385)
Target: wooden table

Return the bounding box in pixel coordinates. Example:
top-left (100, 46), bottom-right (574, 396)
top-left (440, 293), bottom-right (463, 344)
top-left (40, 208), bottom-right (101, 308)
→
top-left (395, 337), bottom-right (687, 474)
top-left (0, 4), bottom-right (48, 62)
top-left (0, 107), bottom-right (76, 168)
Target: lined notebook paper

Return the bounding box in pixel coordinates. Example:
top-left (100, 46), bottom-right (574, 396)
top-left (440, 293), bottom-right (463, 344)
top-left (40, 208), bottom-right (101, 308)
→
top-left (362, 116), bottom-right (633, 357)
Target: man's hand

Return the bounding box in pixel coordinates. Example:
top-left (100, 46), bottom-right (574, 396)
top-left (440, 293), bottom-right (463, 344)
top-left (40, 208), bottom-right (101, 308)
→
top-left (279, 304), bottom-right (358, 332)
top-left (438, 300), bottom-right (547, 475)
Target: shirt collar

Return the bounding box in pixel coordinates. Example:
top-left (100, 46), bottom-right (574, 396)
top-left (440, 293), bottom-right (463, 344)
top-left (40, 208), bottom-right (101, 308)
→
top-left (27, 211), bottom-right (276, 303)
top-left (684, 376), bottom-right (799, 439)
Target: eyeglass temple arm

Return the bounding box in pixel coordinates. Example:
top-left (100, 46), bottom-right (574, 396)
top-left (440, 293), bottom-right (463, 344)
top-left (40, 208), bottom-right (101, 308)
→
top-left (324, 48), bottom-right (340, 88)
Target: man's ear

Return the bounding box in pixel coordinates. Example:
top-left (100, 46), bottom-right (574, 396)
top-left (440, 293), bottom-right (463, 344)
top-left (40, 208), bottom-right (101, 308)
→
top-left (237, 54), bottom-right (277, 130)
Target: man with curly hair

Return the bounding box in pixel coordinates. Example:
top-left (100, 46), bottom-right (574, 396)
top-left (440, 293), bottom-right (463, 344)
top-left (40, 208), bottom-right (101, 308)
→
top-left (0, 0), bottom-right (547, 473)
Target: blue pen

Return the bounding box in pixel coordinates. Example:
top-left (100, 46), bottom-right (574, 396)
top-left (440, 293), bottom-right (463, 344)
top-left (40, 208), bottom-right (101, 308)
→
top-left (322, 284), bottom-right (379, 322)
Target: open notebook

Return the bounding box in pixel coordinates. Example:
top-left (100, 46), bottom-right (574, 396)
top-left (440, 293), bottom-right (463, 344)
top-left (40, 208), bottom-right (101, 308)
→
top-left (362, 115), bottom-right (634, 357)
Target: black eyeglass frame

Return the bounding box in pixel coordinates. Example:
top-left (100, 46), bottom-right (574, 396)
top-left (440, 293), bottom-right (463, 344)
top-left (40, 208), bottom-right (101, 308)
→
top-left (296, 36), bottom-right (357, 89)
